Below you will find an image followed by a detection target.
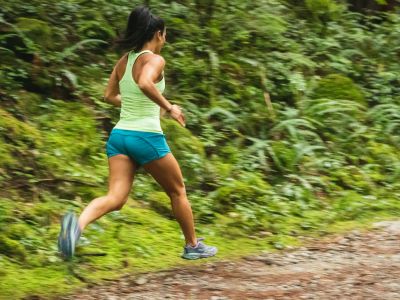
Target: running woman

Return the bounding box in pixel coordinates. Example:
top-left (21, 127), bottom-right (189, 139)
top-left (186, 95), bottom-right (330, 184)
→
top-left (57, 6), bottom-right (217, 260)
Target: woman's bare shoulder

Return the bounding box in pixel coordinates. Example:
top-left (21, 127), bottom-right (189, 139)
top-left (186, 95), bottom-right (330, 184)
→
top-left (145, 53), bottom-right (165, 67)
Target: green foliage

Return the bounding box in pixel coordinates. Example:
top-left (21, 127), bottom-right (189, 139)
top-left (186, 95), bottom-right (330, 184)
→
top-left (310, 74), bottom-right (367, 105)
top-left (0, 108), bottom-right (42, 145)
top-left (304, 0), bottom-right (345, 22)
top-left (15, 17), bottom-right (53, 50)
top-left (1, 0), bottom-right (400, 297)
top-left (76, 9), bottom-right (115, 40)
top-left (0, 234), bottom-right (27, 261)
top-left (368, 103), bottom-right (400, 137)
top-left (32, 99), bottom-right (107, 184)
top-left (0, 107), bottom-right (42, 183)
top-left (332, 190), bottom-right (390, 220)
top-left (161, 118), bottom-right (206, 189)
top-left (146, 191), bottom-right (173, 218)
top-left (366, 141), bottom-right (400, 181)
top-left (209, 171), bottom-right (272, 212)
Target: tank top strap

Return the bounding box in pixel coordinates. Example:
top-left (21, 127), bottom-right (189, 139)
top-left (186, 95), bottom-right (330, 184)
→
top-left (131, 50), bottom-right (154, 65)
top-left (123, 50), bottom-right (153, 80)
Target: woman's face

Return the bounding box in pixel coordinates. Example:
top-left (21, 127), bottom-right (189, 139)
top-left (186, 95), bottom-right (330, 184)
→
top-left (157, 28), bottom-right (167, 52)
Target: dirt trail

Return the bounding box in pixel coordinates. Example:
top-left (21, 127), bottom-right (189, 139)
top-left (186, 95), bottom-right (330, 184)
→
top-left (63, 221), bottom-right (400, 300)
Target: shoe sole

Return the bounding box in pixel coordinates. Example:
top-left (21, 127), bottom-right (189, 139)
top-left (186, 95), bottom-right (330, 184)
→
top-left (181, 249), bottom-right (218, 260)
top-left (68, 215), bottom-right (79, 258)
top-left (58, 213), bottom-right (75, 259)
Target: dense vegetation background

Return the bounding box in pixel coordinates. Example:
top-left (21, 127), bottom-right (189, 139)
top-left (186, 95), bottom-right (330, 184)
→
top-left (0, 0), bottom-right (399, 298)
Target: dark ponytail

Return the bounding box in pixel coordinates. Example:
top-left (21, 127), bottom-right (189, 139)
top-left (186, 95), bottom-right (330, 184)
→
top-left (115, 6), bottom-right (165, 52)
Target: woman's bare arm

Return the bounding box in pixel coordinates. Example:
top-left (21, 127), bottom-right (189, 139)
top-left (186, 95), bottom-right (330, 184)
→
top-left (103, 65), bottom-right (121, 107)
top-left (137, 55), bottom-right (172, 111)
top-left (103, 53), bottom-right (185, 126)
top-left (138, 55), bottom-right (185, 126)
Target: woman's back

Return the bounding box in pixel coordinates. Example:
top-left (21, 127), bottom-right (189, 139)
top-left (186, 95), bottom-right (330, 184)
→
top-left (114, 50), bottom-right (165, 133)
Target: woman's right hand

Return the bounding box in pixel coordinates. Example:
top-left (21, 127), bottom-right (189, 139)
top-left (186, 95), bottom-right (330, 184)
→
top-left (169, 104), bottom-right (186, 127)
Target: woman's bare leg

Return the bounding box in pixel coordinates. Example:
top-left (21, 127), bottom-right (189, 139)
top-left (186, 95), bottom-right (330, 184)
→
top-left (78, 154), bottom-right (137, 231)
top-left (143, 153), bottom-right (197, 247)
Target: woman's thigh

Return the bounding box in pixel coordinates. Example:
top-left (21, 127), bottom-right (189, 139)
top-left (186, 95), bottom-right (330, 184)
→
top-left (142, 153), bottom-right (185, 197)
top-left (108, 154), bottom-right (137, 202)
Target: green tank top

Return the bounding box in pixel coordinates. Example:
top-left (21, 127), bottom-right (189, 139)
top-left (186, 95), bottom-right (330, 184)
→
top-left (114, 50), bottom-right (165, 133)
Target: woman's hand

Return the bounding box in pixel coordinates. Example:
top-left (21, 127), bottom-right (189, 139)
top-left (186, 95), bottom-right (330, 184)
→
top-left (104, 94), bottom-right (121, 107)
top-left (169, 104), bottom-right (186, 127)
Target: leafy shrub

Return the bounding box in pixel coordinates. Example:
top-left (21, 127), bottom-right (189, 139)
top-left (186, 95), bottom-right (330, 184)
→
top-left (15, 17), bottom-right (53, 50)
top-left (209, 171), bottom-right (272, 213)
top-left (310, 74), bottom-right (367, 106)
top-left (305, 0), bottom-right (345, 22)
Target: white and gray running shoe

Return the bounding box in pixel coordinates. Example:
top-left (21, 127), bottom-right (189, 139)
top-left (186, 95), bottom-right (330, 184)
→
top-left (181, 237), bottom-right (217, 260)
top-left (57, 212), bottom-right (81, 259)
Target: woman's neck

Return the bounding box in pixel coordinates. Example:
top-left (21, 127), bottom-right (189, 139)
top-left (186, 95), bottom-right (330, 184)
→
top-left (140, 42), bottom-right (159, 54)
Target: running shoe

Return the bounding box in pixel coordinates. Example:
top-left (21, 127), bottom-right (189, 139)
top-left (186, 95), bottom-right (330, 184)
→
top-left (181, 237), bottom-right (218, 260)
top-left (58, 211), bottom-right (81, 259)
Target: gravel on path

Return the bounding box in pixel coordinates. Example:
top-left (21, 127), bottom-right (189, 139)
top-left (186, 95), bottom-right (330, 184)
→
top-left (62, 221), bottom-right (400, 300)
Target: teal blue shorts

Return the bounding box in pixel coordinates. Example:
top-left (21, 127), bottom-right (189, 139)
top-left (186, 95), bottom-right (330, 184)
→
top-left (106, 128), bottom-right (171, 168)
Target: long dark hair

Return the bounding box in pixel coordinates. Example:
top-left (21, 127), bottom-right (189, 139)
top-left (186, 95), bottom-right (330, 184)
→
top-left (115, 6), bottom-right (165, 52)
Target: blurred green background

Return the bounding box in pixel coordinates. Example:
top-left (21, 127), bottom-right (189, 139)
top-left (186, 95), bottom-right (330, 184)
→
top-left (0, 0), bottom-right (400, 298)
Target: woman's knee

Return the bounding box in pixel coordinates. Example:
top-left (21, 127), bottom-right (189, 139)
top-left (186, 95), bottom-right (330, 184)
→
top-left (106, 194), bottom-right (128, 211)
top-left (167, 184), bottom-right (187, 200)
